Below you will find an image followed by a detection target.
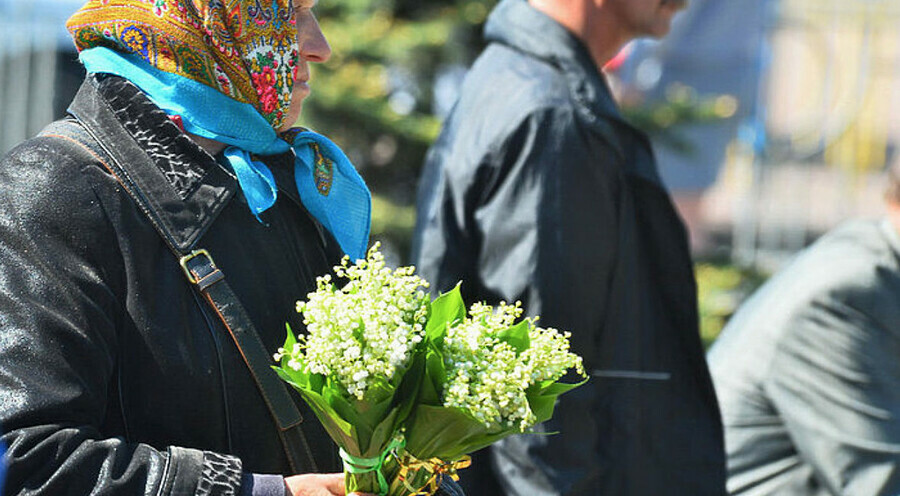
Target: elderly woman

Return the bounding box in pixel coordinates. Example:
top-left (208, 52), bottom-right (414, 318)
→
top-left (0, 1), bottom-right (459, 495)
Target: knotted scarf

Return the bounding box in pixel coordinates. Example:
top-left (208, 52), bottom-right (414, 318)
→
top-left (66, 0), bottom-right (371, 260)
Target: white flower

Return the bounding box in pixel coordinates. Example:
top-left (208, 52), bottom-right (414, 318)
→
top-left (280, 243), bottom-right (430, 400)
top-left (442, 301), bottom-right (584, 431)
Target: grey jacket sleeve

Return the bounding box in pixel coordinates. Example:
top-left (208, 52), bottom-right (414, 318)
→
top-left (0, 139), bottom-right (242, 495)
top-left (766, 299), bottom-right (900, 495)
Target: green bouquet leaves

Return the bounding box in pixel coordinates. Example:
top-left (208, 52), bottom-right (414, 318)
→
top-left (273, 245), bottom-right (586, 496)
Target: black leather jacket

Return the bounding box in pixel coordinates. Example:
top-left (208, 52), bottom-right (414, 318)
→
top-left (0, 75), bottom-right (344, 494)
top-left (412, 1), bottom-right (726, 494)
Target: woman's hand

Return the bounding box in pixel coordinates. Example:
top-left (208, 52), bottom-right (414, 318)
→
top-left (283, 473), bottom-right (375, 496)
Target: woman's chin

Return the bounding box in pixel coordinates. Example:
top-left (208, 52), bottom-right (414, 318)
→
top-left (279, 106), bottom-right (304, 133)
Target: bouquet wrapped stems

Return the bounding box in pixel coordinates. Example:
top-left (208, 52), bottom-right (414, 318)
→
top-left (338, 435), bottom-right (462, 496)
top-left (340, 437), bottom-right (405, 495)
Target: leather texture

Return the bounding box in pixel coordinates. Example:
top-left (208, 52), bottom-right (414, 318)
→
top-left (43, 119), bottom-right (320, 476)
top-left (0, 74), bottom-right (342, 495)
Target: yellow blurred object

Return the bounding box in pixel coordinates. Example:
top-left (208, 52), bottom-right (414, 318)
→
top-left (397, 454), bottom-right (472, 496)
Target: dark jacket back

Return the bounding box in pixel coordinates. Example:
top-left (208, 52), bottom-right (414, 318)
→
top-left (412, 1), bottom-right (726, 494)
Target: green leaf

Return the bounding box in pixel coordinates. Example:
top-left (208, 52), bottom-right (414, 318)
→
top-left (272, 366), bottom-right (306, 390)
top-left (367, 407), bottom-right (402, 457)
top-left (420, 345), bottom-right (446, 405)
top-left (308, 372), bottom-right (326, 393)
top-left (496, 320), bottom-right (530, 353)
top-left (290, 386), bottom-right (358, 455)
top-left (527, 392), bottom-right (557, 424)
top-left (363, 376), bottom-right (394, 407)
top-left (395, 351), bottom-right (426, 420)
top-left (425, 283), bottom-right (465, 344)
top-left (540, 379), bottom-right (588, 397)
top-left (355, 391), bottom-right (395, 434)
top-left (527, 379), bottom-right (589, 423)
top-left (283, 323), bottom-right (298, 350)
top-left (404, 404), bottom-right (515, 461)
top-left (325, 386), bottom-right (373, 453)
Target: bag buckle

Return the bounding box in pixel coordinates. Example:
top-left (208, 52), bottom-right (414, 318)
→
top-left (179, 249), bottom-right (217, 285)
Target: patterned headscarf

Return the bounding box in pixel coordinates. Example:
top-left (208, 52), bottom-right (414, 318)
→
top-left (67, 0), bottom-right (299, 130)
top-left (65, 0), bottom-right (372, 261)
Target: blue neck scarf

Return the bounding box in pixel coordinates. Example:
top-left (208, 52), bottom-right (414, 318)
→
top-left (80, 47), bottom-right (371, 261)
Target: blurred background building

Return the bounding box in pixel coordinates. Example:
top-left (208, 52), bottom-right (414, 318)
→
top-left (1, 0), bottom-right (898, 342)
top-left (614, 0), bottom-right (899, 269)
top-left (0, 0), bottom-right (84, 153)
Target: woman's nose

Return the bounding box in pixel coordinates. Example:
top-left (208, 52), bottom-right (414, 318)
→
top-left (298, 13), bottom-right (331, 63)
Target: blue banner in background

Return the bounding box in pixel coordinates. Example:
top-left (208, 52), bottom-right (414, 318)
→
top-left (615, 0), bottom-right (774, 192)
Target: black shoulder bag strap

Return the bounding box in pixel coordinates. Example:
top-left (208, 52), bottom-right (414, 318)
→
top-left (40, 118), bottom-right (319, 474)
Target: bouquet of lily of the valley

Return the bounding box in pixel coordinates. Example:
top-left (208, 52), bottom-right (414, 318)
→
top-left (273, 245), bottom-right (429, 495)
top-left (274, 244), bottom-right (585, 496)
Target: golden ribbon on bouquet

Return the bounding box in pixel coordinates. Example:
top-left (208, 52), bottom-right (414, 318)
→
top-left (396, 454), bottom-right (472, 496)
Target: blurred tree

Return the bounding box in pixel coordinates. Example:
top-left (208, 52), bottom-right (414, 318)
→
top-left (694, 262), bottom-right (767, 348)
top-left (615, 82), bottom-right (739, 156)
top-left (301, 0), bottom-right (498, 261)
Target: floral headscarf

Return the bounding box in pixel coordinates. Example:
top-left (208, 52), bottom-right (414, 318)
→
top-left (65, 0), bottom-right (372, 262)
top-left (67, 0), bottom-right (299, 130)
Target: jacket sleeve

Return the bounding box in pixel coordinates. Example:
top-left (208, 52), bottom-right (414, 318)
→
top-left (766, 299), bottom-right (900, 495)
top-left (472, 107), bottom-right (621, 493)
top-left (474, 107), bottom-right (619, 348)
top-left (0, 137), bottom-right (243, 495)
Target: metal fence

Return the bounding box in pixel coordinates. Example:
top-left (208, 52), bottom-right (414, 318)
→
top-left (0, 0), bottom-right (83, 155)
top-left (720, 0), bottom-right (900, 268)
top-left (0, 24), bottom-right (57, 154)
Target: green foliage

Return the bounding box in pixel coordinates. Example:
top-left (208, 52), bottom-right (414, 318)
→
top-left (302, 0), bottom-right (498, 219)
top-left (404, 287), bottom-right (585, 461)
top-left (424, 283), bottom-right (465, 343)
top-left (370, 193), bottom-right (417, 260)
top-left (695, 262), bottom-right (768, 348)
top-left (620, 83), bottom-right (739, 154)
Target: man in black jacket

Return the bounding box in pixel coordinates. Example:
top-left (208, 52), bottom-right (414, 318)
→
top-left (412, 0), bottom-right (726, 494)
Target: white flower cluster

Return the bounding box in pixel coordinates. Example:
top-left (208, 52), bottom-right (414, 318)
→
top-left (278, 243), bottom-right (429, 400)
top-left (442, 301), bottom-right (584, 431)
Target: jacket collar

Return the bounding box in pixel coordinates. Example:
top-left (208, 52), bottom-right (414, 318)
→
top-left (68, 75), bottom-right (239, 252)
top-left (484, 0), bottom-right (626, 127)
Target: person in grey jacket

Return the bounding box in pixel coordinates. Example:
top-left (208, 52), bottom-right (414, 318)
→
top-left (412, 0), bottom-right (726, 494)
top-left (708, 161), bottom-right (900, 495)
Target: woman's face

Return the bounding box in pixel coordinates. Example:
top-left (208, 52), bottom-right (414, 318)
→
top-left (279, 0), bottom-right (331, 132)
